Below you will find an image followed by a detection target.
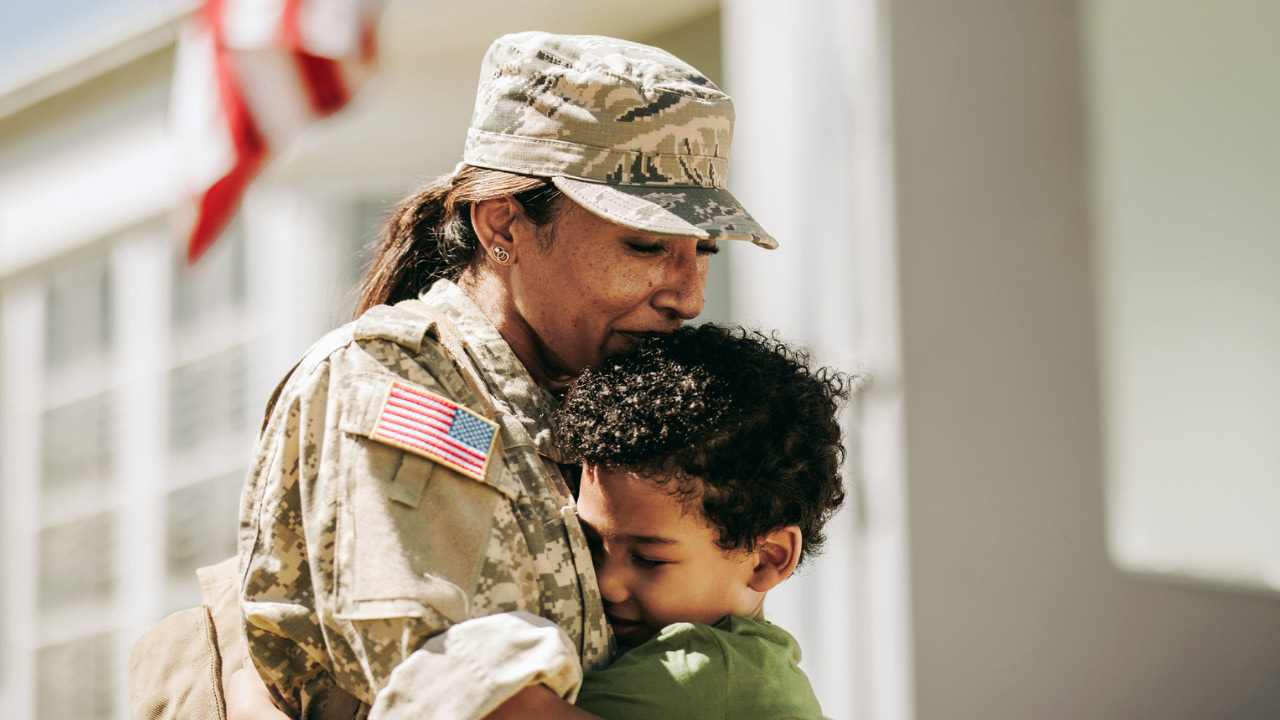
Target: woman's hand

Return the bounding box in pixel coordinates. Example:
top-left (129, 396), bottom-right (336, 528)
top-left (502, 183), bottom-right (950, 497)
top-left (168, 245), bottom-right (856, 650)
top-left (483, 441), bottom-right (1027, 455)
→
top-left (226, 657), bottom-right (292, 720)
top-left (483, 685), bottom-right (603, 720)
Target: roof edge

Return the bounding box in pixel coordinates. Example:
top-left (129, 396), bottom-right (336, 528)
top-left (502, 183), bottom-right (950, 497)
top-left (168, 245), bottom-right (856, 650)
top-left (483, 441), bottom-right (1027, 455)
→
top-left (0, 1), bottom-right (197, 122)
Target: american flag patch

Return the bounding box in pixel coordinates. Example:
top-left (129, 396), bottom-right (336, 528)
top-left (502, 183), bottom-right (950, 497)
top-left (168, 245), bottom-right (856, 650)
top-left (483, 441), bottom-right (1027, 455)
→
top-left (371, 381), bottom-right (499, 482)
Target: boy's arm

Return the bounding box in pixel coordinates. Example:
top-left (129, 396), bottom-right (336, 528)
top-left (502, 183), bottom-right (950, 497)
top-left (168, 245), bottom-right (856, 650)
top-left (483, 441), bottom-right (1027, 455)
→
top-left (483, 685), bottom-right (603, 720)
top-left (226, 667), bottom-right (602, 720)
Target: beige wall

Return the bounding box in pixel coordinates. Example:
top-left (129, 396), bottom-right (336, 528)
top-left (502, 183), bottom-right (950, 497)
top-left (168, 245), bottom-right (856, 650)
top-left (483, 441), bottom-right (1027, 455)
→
top-left (1086, 0), bottom-right (1280, 590)
top-left (887, 1), bottom-right (1280, 718)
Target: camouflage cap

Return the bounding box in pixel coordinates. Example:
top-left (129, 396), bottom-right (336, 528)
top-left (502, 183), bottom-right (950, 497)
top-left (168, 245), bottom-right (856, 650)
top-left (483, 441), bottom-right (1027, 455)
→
top-left (463, 31), bottom-right (776, 249)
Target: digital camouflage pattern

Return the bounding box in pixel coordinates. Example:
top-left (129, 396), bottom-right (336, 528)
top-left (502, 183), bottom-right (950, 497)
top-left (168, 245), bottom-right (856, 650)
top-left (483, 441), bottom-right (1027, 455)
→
top-left (462, 31), bottom-right (777, 249)
top-left (239, 280), bottom-right (613, 719)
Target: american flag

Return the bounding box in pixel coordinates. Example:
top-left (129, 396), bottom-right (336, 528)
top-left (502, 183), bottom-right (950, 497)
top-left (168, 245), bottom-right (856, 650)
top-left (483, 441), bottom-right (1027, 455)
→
top-left (372, 382), bottom-right (499, 482)
top-left (169, 0), bottom-right (387, 262)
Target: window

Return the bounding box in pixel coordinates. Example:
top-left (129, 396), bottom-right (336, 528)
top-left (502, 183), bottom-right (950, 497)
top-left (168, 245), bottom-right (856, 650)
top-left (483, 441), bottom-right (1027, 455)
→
top-left (29, 245), bottom-right (122, 718)
top-left (40, 391), bottom-right (115, 496)
top-left (38, 513), bottom-right (115, 609)
top-left (166, 470), bottom-right (243, 584)
top-left (44, 255), bottom-right (112, 369)
top-left (171, 221), bottom-right (246, 329)
top-left (36, 633), bottom-right (115, 719)
top-left (328, 197), bottom-right (390, 324)
top-left (168, 345), bottom-right (251, 451)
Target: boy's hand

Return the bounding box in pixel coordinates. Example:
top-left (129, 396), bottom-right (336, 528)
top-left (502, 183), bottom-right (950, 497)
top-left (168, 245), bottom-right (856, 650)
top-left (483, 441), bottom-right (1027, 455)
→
top-left (226, 655), bottom-right (292, 720)
top-left (483, 685), bottom-right (603, 720)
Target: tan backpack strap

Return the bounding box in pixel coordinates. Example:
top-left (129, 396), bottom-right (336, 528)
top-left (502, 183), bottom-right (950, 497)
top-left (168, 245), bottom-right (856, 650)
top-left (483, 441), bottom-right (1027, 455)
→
top-left (128, 606), bottom-right (227, 720)
top-left (196, 557), bottom-right (248, 692)
top-left (394, 298), bottom-right (500, 418)
top-left (127, 557), bottom-right (243, 720)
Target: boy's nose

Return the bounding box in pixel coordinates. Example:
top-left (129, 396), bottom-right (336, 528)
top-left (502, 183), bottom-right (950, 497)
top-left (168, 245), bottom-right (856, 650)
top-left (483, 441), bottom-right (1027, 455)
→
top-left (595, 561), bottom-right (630, 604)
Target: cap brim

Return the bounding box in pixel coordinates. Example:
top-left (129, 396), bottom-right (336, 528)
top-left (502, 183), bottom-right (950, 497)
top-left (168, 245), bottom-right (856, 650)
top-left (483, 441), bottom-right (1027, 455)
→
top-left (551, 177), bottom-right (777, 249)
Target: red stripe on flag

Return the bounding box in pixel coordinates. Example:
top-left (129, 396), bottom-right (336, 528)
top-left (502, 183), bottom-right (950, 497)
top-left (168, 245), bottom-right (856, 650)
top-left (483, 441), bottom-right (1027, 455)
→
top-left (187, 154), bottom-right (262, 262)
top-left (378, 423), bottom-right (487, 470)
top-left (379, 405), bottom-right (489, 464)
top-left (188, 0), bottom-right (268, 263)
top-left (297, 54), bottom-right (349, 116)
top-left (385, 395), bottom-right (453, 423)
top-left (375, 425), bottom-right (486, 474)
top-left (360, 24), bottom-right (377, 63)
top-left (282, 0), bottom-right (351, 116)
top-left (382, 405), bottom-right (452, 435)
top-left (391, 383), bottom-right (460, 411)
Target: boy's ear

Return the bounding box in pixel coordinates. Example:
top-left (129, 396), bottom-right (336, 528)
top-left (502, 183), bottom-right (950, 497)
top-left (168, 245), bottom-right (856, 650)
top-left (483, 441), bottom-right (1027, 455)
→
top-left (747, 526), bottom-right (802, 593)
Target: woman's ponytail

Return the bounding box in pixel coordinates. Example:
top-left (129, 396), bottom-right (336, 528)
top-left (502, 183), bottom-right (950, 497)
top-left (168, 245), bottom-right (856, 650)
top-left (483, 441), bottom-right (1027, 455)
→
top-left (354, 166), bottom-right (561, 317)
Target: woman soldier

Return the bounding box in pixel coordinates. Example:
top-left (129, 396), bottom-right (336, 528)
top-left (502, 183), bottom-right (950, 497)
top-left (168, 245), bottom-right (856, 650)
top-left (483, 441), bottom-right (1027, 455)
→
top-left (218, 31), bottom-right (774, 720)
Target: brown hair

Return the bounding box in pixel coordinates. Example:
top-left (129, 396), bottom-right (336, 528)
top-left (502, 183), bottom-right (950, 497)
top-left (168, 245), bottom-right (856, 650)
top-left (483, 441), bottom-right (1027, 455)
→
top-left (355, 165), bottom-right (563, 317)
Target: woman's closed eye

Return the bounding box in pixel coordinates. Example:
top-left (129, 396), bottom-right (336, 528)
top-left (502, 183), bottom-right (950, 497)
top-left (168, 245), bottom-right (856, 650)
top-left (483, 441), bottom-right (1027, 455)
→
top-left (626, 240), bottom-right (666, 255)
top-left (625, 239), bottom-right (719, 257)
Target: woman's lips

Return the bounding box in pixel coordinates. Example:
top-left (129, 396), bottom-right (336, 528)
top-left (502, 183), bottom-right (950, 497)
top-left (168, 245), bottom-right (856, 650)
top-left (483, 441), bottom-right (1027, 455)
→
top-left (612, 331), bottom-right (649, 349)
top-left (610, 328), bottom-right (675, 356)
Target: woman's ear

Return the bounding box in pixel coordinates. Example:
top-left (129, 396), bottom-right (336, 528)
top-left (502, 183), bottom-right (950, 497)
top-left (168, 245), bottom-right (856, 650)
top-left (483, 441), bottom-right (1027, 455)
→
top-left (471, 197), bottom-right (520, 261)
top-left (747, 526), bottom-right (802, 593)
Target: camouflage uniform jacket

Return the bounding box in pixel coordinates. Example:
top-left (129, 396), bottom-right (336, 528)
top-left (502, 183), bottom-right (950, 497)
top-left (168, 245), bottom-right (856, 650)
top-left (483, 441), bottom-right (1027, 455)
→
top-left (239, 280), bottom-right (613, 719)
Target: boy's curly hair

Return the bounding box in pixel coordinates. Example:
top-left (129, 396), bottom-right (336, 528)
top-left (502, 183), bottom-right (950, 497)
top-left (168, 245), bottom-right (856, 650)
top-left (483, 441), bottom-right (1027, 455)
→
top-left (559, 324), bottom-right (852, 569)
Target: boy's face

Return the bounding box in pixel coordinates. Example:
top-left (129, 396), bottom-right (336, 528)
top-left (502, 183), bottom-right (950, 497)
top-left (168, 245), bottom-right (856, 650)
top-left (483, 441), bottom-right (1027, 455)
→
top-left (576, 464), bottom-right (762, 647)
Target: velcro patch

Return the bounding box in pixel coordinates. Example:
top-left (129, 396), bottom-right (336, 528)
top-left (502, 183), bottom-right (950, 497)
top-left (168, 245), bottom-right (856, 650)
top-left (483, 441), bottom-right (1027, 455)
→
top-left (370, 381), bottom-right (498, 483)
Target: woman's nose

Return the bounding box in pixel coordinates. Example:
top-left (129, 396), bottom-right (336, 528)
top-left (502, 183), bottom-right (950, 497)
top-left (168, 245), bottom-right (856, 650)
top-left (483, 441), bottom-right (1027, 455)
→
top-left (652, 250), bottom-right (706, 320)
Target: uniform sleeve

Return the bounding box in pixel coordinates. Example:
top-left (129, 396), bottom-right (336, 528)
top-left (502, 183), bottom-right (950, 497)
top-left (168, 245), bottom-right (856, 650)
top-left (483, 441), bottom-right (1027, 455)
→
top-left (239, 343), bottom-right (581, 719)
top-left (369, 611), bottom-right (582, 719)
top-left (573, 624), bottom-right (727, 720)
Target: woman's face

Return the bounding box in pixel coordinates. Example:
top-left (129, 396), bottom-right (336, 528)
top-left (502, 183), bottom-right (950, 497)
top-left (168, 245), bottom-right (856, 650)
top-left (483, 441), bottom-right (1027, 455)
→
top-left (505, 200), bottom-right (716, 387)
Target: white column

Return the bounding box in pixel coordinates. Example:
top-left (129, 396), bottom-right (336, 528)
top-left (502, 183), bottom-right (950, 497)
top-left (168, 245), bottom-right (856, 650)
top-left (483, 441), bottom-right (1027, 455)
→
top-left (111, 228), bottom-right (169, 718)
top-left (722, 2), bottom-right (913, 719)
top-left (243, 186), bottom-right (339, 403)
top-left (0, 280), bottom-right (45, 719)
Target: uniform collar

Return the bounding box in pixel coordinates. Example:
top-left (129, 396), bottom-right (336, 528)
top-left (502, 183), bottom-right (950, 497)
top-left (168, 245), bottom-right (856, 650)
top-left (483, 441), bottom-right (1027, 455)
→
top-left (420, 280), bottom-right (564, 461)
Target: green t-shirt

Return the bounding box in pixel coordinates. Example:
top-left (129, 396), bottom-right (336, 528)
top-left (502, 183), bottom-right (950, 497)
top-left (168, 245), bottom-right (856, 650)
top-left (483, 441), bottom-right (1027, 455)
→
top-left (575, 615), bottom-right (823, 719)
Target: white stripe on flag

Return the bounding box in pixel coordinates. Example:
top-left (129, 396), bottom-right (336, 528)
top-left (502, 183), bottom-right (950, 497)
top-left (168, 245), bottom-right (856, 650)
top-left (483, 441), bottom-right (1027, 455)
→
top-left (228, 51), bottom-right (320, 149)
top-left (170, 0), bottom-right (388, 261)
top-left (168, 22), bottom-right (236, 191)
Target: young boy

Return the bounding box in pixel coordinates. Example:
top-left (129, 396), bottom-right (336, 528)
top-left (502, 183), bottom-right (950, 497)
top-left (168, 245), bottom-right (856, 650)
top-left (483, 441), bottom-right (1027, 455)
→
top-left (559, 323), bottom-right (851, 718)
top-left (230, 324), bottom-right (850, 719)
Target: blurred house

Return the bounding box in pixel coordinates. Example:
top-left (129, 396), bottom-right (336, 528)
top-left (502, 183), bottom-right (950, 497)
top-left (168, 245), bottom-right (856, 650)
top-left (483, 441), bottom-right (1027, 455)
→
top-left (1, 1), bottom-right (1278, 720)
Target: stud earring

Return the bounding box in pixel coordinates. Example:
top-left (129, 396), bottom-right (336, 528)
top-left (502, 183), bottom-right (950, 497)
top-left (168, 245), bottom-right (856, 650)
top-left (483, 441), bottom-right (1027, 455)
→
top-left (491, 246), bottom-right (511, 264)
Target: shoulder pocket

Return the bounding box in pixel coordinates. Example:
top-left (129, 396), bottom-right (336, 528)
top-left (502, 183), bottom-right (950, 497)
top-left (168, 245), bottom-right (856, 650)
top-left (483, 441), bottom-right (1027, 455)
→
top-left (334, 374), bottom-right (518, 623)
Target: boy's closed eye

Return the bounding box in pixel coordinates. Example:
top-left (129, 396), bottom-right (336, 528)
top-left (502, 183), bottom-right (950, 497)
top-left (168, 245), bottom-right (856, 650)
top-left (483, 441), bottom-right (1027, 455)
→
top-left (577, 517), bottom-right (676, 570)
top-left (629, 554), bottom-right (671, 570)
